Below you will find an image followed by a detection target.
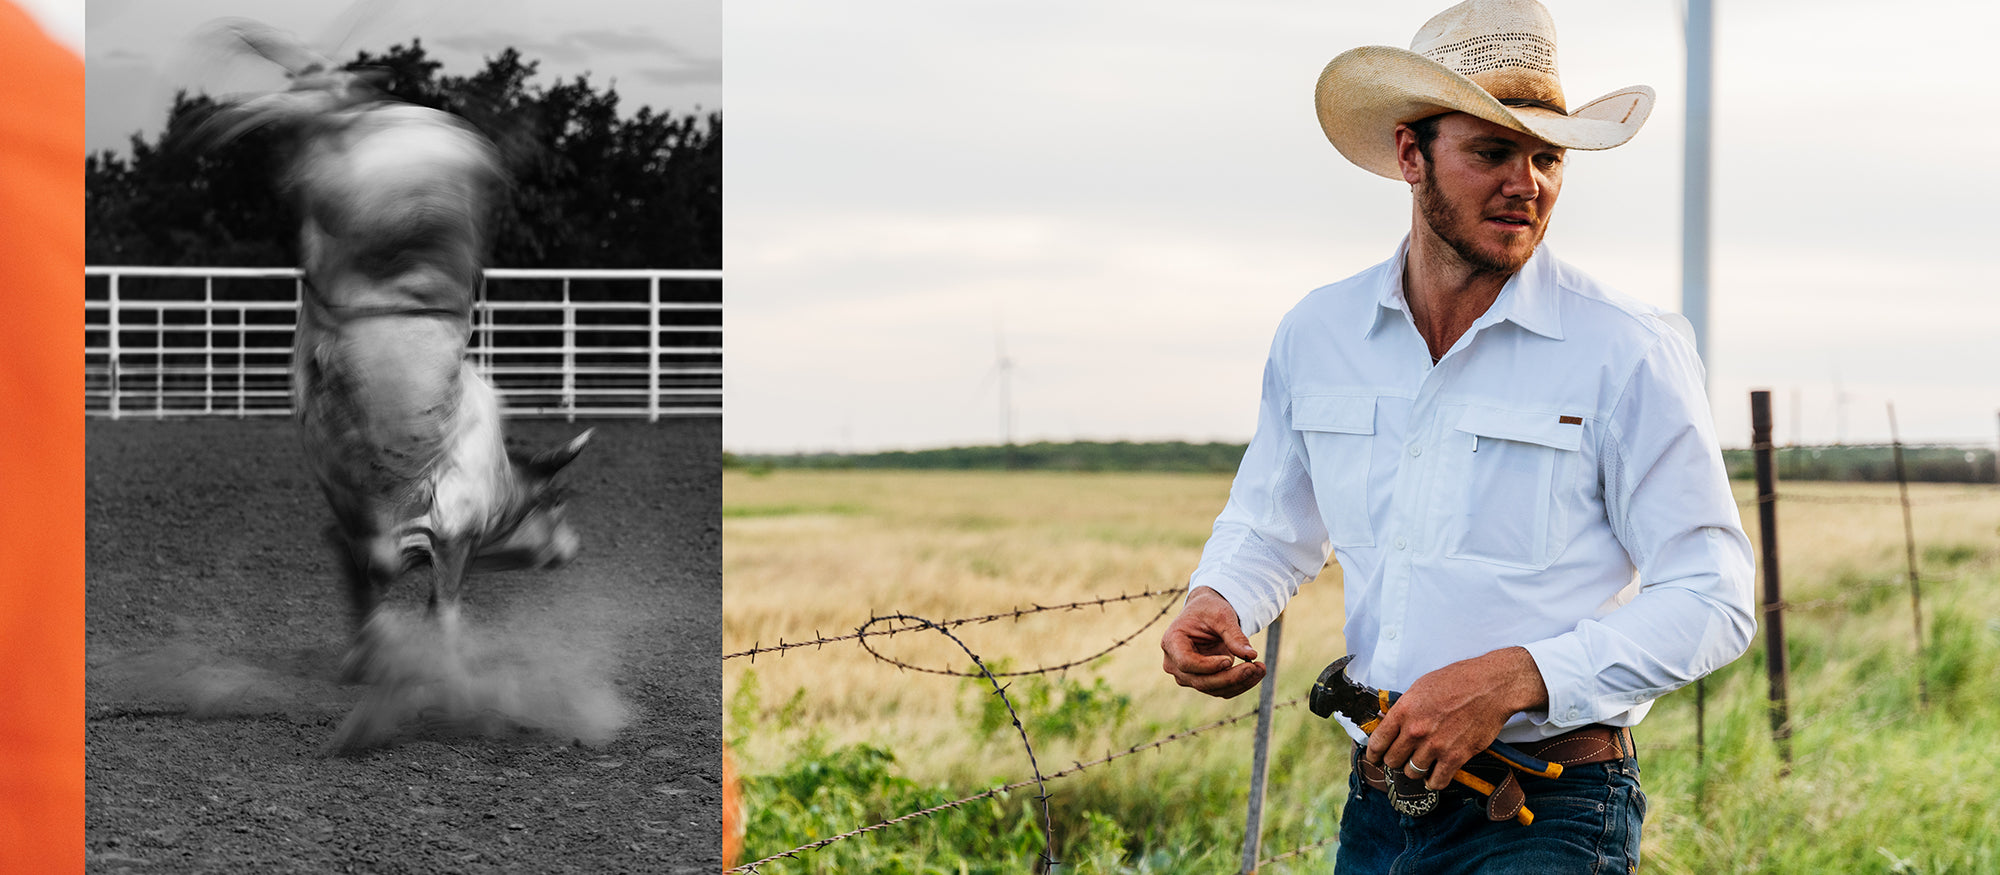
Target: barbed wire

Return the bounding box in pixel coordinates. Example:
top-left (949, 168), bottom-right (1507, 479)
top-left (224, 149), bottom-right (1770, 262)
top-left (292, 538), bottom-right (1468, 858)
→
top-left (723, 587), bottom-right (1183, 662)
top-left (1775, 572), bottom-right (1967, 614)
top-left (728, 686), bottom-right (1302, 872)
top-left (730, 613), bottom-right (1057, 873)
top-left (1259, 835), bottom-right (1339, 869)
top-left (858, 593), bottom-right (1181, 678)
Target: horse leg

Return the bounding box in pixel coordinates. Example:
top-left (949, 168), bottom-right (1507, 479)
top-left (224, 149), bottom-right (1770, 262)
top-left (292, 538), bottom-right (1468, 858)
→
top-left (331, 525), bottom-right (400, 683)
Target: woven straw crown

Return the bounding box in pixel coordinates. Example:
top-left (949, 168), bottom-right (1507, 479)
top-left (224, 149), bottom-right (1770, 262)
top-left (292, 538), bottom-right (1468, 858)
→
top-left (1316, 0), bottom-right (1654, 179)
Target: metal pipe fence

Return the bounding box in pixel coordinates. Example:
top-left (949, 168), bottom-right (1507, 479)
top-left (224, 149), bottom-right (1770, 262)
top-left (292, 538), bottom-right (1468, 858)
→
top-left (83, 266), bottom-right (722, 421)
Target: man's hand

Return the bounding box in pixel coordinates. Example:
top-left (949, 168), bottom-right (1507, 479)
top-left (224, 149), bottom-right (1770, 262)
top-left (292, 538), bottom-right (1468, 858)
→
top-left (1160, 586), bottom-right (1266, 698)
top-left (1361, 647), bottom-right (1549, 791)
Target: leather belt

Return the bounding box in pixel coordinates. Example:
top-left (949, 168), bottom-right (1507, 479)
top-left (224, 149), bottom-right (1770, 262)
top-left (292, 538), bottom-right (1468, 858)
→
top-left (1356, 724), bottom-right (1634, 821)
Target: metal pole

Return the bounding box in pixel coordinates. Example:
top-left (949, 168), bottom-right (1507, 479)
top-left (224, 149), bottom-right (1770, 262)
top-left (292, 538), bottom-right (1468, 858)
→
top-left (562, 278), bottom-right (577, 422)
top-left (204, 276), bottom-right (215, 416)
top-left (1888, 403), bottom-right (1928, 709)
top-left (1683, 0), bottom-right (1716, 754)
top-left (649, 275), bottom-right (662, 423)
top-left (1239, 615), bottom-right (1283, 875)
top-left (108, 272), bottom-right (122, 420)
top-left (1751, 391), bottom-right (1791, 768)
top-left (1683, 0), bottom-right (1714, 367)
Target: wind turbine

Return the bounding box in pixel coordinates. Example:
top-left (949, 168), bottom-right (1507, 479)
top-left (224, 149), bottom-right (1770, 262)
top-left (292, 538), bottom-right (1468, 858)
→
top-left (995, 329), bottom-right (1015, 448)
top-left (968, 321), bottom-right (1019, 461)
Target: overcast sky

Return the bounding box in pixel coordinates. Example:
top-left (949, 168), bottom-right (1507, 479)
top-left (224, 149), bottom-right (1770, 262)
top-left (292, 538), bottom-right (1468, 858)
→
top-left (85, 0), bottom-right (720, 156)
top-left (723, 0), bottom-right (1999, 453)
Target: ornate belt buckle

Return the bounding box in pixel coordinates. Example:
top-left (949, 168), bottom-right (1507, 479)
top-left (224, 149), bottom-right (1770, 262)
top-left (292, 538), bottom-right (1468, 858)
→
top-left (1388, 772), bottom-right (1441, 817)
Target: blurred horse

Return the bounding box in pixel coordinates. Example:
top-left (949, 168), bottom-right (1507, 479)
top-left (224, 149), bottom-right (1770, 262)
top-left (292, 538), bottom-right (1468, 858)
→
top-left (202, 21), bottom-right (591, 687)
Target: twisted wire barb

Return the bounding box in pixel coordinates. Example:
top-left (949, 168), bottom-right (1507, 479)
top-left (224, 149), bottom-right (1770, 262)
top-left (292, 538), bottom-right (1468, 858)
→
top-left (1258, 835), bottom-right (1339, 868)
top-left (723, 588), bottom-right (1183, 662)
top-left (728, 697), bottom-right (1304, 873)
top-left (857, 594), bottom-right (1180, 678)
top-left (727, 614), bottom-right (1058, 873)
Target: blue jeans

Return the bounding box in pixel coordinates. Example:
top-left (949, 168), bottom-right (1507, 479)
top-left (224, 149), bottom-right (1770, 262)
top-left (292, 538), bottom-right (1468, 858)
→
top-left (1333, 746), bottom-right (1647, 874)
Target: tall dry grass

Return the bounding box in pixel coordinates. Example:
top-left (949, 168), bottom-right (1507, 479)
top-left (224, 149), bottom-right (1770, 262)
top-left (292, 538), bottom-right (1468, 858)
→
top-left (724, 470), bottom-right (2000, 871)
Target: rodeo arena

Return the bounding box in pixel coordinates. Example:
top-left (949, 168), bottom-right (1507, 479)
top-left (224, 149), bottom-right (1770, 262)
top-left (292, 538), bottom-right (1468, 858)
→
top-left (83, 23), bottom-right (723, 873)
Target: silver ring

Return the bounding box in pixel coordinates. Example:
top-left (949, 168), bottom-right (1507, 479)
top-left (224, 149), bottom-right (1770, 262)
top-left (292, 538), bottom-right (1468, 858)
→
top-left (1409, 762), bottom-right (1431, 773)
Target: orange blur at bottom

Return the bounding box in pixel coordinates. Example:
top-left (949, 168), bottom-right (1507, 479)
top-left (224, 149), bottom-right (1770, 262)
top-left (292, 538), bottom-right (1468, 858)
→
top-left (723, 745), bottom-right (740, 869)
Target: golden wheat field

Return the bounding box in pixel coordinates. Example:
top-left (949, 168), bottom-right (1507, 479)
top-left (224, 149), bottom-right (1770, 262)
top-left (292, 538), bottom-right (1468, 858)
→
top-left (722, 469), bottom-right (2000, 790)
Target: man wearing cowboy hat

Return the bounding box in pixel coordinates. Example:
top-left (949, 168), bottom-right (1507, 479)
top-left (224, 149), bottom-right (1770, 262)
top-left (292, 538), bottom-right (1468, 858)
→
top-left (1160, 0), bottom-right (1755, 868)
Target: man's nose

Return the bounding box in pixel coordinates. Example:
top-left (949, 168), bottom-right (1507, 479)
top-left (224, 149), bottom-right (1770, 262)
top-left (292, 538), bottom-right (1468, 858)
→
top-left (1500, 156), bottom-right (1541, 199)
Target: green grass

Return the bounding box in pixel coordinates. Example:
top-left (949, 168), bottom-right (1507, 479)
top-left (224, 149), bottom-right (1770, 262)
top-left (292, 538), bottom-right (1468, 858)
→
top-left (726, 476), bottom-right (2000, 872)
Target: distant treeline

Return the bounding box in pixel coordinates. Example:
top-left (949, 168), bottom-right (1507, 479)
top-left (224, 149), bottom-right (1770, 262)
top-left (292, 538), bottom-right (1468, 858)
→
top-left (727, 441), bottom-right (1251, 473)
top-left (1722, 445), bottom-right (1997, 484)
top-left (729, 441), bottom-right (2000, 483)
top-left (87, 39), bottom-right (719, 271)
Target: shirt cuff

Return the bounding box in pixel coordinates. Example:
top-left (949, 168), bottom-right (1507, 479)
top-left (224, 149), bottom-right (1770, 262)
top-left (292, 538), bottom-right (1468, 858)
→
top-left (1186, 573), bottom-right (1273, 638)
top-left (1520, 634), bottom-right (1591, 728)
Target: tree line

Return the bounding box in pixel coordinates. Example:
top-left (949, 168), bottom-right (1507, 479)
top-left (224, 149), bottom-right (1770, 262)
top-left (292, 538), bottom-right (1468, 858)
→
top-left (86, 39), bottom-right (719, 271)
top-left (729, 441), bottom-right (2000, 482)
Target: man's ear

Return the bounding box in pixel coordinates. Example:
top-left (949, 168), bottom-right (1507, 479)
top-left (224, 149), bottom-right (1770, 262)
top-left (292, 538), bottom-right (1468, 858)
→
top-left (1394, 124), bottom-right (1426, 186)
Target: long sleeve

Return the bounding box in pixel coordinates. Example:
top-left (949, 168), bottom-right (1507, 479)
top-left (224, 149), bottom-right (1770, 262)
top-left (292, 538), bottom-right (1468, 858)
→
top-left (1520, 324), bottom-right (1757, 728)
top-left (1188, 325), bottom-right (1334, 637)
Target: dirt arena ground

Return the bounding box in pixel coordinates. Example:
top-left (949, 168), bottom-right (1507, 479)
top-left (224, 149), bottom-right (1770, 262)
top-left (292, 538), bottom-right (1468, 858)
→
top-left (84, 418), bottom-right (720, 873)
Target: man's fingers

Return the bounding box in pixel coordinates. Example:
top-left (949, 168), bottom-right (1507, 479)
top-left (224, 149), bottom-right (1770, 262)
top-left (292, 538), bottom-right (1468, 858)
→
top-left (1424, 750), bottom-right (1472, 791)
top-left (1175, 659), bottom-right (1266, 698)
top-left (1161, 588), bottom-right (1264, 698)
top-left (1162, 647), bottom-right (1237, 677)
top-left (1220, 626), bottom-right (1258, 663)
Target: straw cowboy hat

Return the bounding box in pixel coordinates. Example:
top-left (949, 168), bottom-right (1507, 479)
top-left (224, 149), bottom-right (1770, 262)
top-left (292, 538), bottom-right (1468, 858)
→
top-left (1315, 0), bottom-right (1655, 179)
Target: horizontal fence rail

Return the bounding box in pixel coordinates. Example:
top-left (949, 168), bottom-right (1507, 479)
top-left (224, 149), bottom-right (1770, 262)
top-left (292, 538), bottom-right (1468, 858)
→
top-left (84, 266), bottom-right (722, 421)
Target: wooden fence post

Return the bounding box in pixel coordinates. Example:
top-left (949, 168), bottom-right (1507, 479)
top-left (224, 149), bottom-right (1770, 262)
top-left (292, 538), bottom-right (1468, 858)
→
top-left (1240, 615), bottom-right (1282, 875)
top-left (1888, 403), bottom-right (1929, 709)
top-left (1752, 390), bottom-right (1792, 767)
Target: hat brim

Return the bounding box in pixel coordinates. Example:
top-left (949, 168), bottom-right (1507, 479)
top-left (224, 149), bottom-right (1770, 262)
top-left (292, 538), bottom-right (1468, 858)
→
top-left (1315, 45), bottom-right (1654, 180)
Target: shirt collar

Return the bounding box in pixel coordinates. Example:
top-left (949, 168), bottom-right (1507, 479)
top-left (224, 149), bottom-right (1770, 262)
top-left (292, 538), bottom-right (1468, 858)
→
top-left (1366, 238), bottom-right (1565, 342)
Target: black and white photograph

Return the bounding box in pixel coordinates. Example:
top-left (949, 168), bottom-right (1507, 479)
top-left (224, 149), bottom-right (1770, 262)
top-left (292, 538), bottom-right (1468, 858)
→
top-left (80, 1), bottom-right (721, 870)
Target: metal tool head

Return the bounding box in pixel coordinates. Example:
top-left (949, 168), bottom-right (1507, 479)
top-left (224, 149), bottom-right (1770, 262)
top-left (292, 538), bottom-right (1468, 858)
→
top-left (1308, 654), bottom-right (1381, 723)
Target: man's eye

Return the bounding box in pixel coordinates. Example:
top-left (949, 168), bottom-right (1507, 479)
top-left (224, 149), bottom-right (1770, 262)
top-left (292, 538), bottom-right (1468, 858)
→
top-left (1536, 154), bottom-right (1564, 169)
top-left (1476, 150), bottom-right (1506, 161)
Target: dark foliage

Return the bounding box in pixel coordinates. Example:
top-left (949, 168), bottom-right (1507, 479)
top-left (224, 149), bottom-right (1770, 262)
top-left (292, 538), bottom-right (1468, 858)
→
top-left (1723, 445), bottom-right (1999, 484)
top-left (728, 441), bottom-right (1254, 473)
top-left (86, 39), bottom-right (719, 270)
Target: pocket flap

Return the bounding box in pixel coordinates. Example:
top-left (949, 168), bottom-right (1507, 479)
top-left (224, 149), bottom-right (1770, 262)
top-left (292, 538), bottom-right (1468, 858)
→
top-left (1453, 404), bottom-right (1584, 451)
top-left (1292, 394), bottom-right (1375, 435)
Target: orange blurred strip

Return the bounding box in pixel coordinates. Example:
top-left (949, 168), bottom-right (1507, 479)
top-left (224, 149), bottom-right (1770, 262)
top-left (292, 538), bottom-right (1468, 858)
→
top-left (0, 2), bottom-right (84, 871)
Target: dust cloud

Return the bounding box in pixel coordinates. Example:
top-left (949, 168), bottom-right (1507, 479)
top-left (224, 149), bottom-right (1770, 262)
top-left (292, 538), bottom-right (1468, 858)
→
top-left (95, 590), bottom-right (636, 755)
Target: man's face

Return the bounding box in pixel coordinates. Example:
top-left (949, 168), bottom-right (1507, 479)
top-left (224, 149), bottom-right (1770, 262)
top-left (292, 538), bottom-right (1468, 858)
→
top-left (1398, 112), bottom-right (1565, 275)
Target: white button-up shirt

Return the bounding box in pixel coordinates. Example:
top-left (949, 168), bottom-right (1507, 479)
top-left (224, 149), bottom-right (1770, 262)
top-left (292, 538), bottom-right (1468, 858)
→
top-left (1191, 241), bottom-right (1756, 743)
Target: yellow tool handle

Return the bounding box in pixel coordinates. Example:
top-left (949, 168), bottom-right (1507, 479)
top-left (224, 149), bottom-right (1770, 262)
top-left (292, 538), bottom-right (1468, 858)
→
top-left (1449, 770), bottom-right (1535, 826)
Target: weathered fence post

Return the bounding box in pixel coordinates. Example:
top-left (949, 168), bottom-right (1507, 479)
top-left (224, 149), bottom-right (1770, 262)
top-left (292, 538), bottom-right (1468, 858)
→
top-left (1240, 614), bottom-right (1282, 875)
top-left (1887, 403), bottom-right (1929, 709)
top-left (1751, 390), bottom-right (1791, 767)
top-left (1695, 638), bottom-right (1709, 765)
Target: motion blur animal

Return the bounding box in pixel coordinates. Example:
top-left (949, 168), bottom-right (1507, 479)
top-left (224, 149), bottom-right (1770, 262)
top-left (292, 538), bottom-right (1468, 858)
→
top-left (203, 21), bottom-right (591, 681)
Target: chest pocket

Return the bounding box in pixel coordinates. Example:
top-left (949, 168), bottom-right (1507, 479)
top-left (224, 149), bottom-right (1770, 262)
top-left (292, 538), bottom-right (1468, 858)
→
top-left (1444, 404), bottom-right (1585, 570)
top-left (1293, 394), bottom-right (1376, 548)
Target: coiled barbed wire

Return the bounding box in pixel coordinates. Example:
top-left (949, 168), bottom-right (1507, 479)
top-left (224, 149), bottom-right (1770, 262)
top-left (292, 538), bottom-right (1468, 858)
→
top-left (724, 587), bottom-right (1182, 663)
top-left (728, 696), bottom-right (1308, 873)
top-left (729, 613), bottom-right (1058, 873)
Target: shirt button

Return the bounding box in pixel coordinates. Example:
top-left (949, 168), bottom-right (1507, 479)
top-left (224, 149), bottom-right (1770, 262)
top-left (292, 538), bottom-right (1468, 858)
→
top-left (1408, 445), bottom-right (1422, 457)
top-left (1385, 628), bottom-right (1399, 641)
top-left (1394, 537), bottom-right (1407, 550)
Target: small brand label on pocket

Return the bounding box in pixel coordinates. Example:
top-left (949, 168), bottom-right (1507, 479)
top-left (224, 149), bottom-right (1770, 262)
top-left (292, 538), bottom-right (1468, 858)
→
top-left (1558, 415), bottom-right (1583, 425)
